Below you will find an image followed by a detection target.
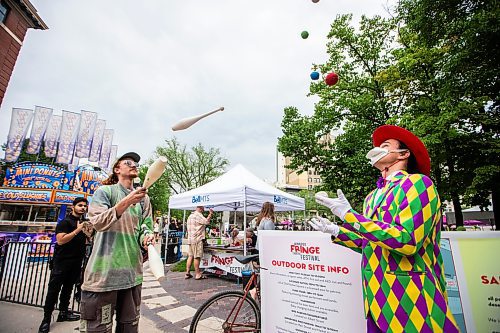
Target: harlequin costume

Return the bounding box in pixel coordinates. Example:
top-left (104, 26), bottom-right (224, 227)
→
top-left (315, 125), bottom-right (460, 333)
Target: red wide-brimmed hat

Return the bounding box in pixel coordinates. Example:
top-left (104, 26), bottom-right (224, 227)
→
top-left (372, 125), bottom-right (431, 176)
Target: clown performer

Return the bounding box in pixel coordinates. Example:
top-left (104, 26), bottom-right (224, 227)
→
top-left (310, 125), bottom-right (460, 333)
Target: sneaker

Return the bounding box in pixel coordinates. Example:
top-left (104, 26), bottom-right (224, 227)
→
top-left (38, 319), bottom-right (50, 333)
top-left (57, 310), bottom-right (80, 322)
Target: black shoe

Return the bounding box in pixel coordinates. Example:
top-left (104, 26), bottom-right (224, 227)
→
top-left (56, 310), bottom-right (80, 322)
top-left (38, 319), bottom-right (50, 333)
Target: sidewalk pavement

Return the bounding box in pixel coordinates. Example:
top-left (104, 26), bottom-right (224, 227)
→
top-left (0, 262), bottom-right (240, 333)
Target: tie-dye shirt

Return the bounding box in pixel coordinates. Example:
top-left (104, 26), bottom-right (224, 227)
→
top-left (82, 183), bottom-right (153, 292)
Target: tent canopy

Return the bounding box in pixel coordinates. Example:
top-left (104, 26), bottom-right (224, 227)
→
top-left (168, 164), bottom-right (305, 212)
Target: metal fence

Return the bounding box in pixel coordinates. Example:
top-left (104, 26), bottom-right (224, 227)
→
top-left (0, 241), bottom-right (80, 312)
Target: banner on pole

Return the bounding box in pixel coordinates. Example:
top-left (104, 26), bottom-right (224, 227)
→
top-left (56, 111), bottom-right (81, 164)
top-left (43, 114), bottom-right (62, 158)
top-left (106, 145), bottom-right (118, 173)
top-left (74, 110), bottom-right (98, 158)
top-left (98, 129), bottom-right (114, 169)
top-left (88, 119), bottom-right (106, 162)
top-left (26, 106), bottom-right (53, 155)
top-left (4, 108), bottom-right (34, 162)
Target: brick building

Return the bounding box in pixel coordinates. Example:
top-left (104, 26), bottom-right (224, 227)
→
top-left (0, 0), bottom-right (47, 107)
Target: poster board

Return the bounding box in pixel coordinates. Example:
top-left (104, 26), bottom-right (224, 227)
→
top-left (259, 230), bottom-right (500, 333)
top-left (259, 231), bottom-right (364, 333)
top-left (441, 231), bottom-right (500, 333)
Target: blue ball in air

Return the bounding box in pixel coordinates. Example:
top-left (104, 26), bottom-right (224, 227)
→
top-left (310, 71), bottom-right (320, 80)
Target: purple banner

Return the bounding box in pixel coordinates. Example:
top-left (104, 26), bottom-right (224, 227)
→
top-left (56, 111), bottom-right (81, 164)
top-left (74, 110), bottom-right (97, 158)
top-left (106, 145), bottom-right (118, 172)
top-left (4, 108), bottom-right (34, 162)
top-left (88, 119), bottom-right (106, 162)
top-left (43, 114), bottom-right (62, 158)
top-left (98, 129), bottom-right (114, 169)
top-left (26, 106), bottom-right (53, 155)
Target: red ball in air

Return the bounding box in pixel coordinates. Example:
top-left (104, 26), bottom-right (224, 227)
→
top-left (325, 72), bottom-right (339, 86)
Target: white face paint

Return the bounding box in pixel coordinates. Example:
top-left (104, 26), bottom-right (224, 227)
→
top-left (366, 147), bottom-right (408, 166)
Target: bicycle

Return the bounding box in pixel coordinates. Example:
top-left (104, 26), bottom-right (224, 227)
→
top-left (189, 254), bottom-right (261, 333)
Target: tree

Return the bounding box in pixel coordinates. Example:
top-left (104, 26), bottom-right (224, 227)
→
top-left (295, 189), bottom-right (333, 217)
top-left (138, 165), bottom-right (170, 216)
top-left (151, 138), bottom-right (229, 194)
top-left (395, 0), bottom-right (500, 229)
top-left (278, 15), bottom-right (399, 211)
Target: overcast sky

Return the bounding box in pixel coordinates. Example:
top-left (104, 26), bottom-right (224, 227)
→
top-left (1, 0), bottom-right (393, 181)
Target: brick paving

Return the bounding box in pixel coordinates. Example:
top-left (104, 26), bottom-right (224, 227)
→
top-left (141, 266), bottom-right (242, 332)
top-left (0, 259), bottom-right (243, 332)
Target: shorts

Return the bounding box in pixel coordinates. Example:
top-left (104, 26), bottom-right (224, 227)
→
top-left (188, 241), bottom-right (204, 259)
top-left (79, 285), bottom-right (141, 332)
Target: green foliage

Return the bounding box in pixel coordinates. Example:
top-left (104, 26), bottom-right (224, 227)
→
top-left (138, 165), bottom-right (170, 216)
top-left (279, 15), bottom-right (398, 210)
top-left (170, 258), bottom-right (187, 272)
top-left (279, 6), bottom-right (499, 227)
top-left (294, 189), bottom-right (330, 216)
top-left (152, 138), bottom-right (229, 194)
top-left (393, 0), bottom-right (500, 225)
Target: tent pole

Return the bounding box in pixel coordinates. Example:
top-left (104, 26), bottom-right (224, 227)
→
top-left (183, 210), bottom-right (186, 237)
top-left (243, 195), bottom-right (247, 256)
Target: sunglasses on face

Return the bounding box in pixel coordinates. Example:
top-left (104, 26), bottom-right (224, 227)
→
top-left (121, 160), bottom-right (139, 168)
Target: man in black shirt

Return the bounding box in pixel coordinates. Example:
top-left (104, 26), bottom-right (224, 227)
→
top-left (38, 197), bottom-right (90, 333)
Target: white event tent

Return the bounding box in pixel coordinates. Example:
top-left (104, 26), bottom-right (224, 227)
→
top-left (168, 164), bottom-right (305, 212)
top-left (167, 164), bottom-right (305, 255)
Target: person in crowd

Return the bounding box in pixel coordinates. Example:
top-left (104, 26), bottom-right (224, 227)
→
top-left (311, 125), bottom-right (459, 333)
top-left (255, 201), bottom-right (276, 250)
top-left (169, 219), bottom-right (178, 231)
top-left (153, 218), bottom-right (160, 241)
top-left (185, 206), bottom-right (213, 280)
top-left (228, 228), bottom-right (243, 246)
top-left (245, 228), bottom-right (257, 246)
top-left (250, 216), bottom-right (258, 229)
top-left (79, 152), bottom-right (155, 332)
top-left (38, 198), bottom-right (90, 333)
top-left (245, 228), bottom-right (258, 254)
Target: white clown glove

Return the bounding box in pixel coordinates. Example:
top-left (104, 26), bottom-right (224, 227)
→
top-left (309, 217), bottom-right (340, 237)
top-left (315, 189), bottom-right (352, 219)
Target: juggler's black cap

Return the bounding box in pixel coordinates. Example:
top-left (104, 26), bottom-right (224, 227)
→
top-left (117, 152), bottom-right (140, 163)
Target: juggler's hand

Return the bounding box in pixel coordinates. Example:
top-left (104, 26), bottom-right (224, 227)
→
top-left (309, 217), bottom-right (340, 237)
top-left (315, 189), bottom-right (352, 219)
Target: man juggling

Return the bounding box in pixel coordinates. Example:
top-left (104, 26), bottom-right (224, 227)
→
top-left (310, 125), bottom-right (460, 333)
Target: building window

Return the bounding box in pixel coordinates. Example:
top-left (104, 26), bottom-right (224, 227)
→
top-left (308, 178), bottom-right (312, 182)
top-left (0, 1), bottom-right (9, 23)
top-left (308, 185), bottom-right (313, 190)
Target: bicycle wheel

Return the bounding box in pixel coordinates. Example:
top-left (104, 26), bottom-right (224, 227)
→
top-left (190, 290), bottom-right (260, 333)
